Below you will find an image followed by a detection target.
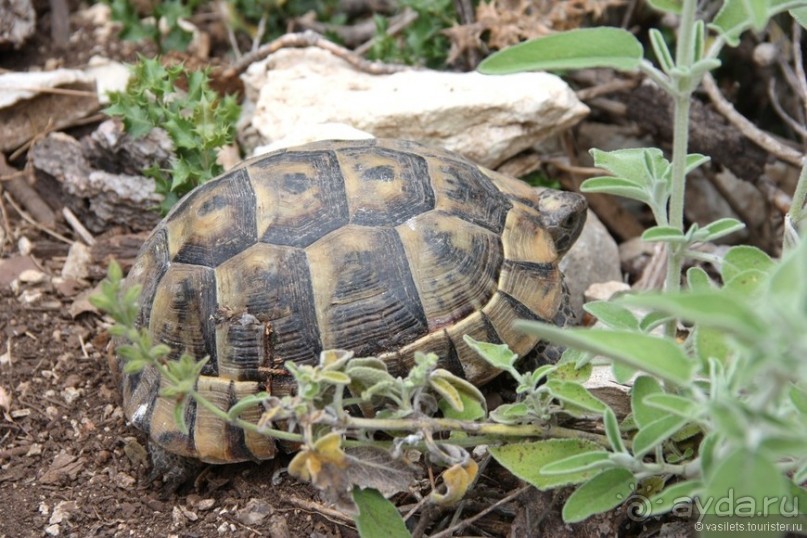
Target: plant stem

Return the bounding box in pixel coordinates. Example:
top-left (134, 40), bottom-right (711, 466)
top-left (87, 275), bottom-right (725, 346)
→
top-left (784, 159), bottom-right (807, 250)
top-left (663, 0), bottom-right (699, 340)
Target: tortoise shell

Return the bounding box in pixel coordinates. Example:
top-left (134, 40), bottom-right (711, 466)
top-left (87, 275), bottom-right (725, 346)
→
top-left (119, 139), bottom-right (587, 463)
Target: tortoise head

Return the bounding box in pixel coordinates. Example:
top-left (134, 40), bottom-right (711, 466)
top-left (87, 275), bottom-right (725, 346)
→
top-left (534, 189), bottom-right (587, 257)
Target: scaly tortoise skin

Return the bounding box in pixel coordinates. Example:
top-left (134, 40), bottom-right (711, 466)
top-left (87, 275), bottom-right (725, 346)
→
top-left (119, 138), bottom-right (587, 464)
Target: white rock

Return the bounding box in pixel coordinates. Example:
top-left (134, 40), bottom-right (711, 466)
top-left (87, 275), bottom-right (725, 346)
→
top-left (585, 281), bottom-right (631, 303)
top-left (0, 69), bottom-right (94, 109)
top-left (18, 269), bottom-right (47, 284)
top-left (560, 210), bottom-right (622, 321)
top-left (244, 48), bottom-right (588, 168)
top-left (84, 56), bottom-right (130, 105)
top-left (254, 123), bottom-right (374, 155)
top-left (61, 242), bottom-right (92, 281)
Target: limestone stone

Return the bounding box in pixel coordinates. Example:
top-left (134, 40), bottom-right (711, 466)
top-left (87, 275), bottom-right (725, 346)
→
top-left (244, 48), bottom-right (588, 168)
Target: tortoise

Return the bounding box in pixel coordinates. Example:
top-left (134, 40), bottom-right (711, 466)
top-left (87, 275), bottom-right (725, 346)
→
top-left (118, 138), bottom-right (587, 465)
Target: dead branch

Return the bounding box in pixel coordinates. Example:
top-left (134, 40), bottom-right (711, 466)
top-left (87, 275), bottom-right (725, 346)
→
top-left (702, 72), bottom-right (804, 168)
top-left (0, 154), bottom-right (56, 229)
top-left (226, 30), bottom-right (412, 77)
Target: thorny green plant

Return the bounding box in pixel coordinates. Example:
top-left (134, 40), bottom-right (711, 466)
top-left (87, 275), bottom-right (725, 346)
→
top-left (105, 57), bottom-right (240, 213)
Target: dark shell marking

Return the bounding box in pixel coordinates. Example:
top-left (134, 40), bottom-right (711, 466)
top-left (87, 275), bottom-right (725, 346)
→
top-left (120, 138), bottom-right (587, 463)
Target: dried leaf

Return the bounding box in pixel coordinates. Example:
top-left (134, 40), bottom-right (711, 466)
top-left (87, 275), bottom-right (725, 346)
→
top-left (431, 459), bottom-right (479, 505)
top-left (0, 385), bottom-right (10, 413)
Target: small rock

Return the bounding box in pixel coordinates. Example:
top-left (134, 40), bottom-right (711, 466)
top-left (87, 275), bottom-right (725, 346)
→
top-left (122, 437), bottom-right (149, 467)
top-left (0, 0), bottom-right (35, 49)
top-left (11, 408), bottom-right (31, 418)
top-left (45, 524), bottom-right (60, 536)
top-left (619, 237), bottom-right (654, 281)
top-left (171, 506), bottom-right (186, 527)
top-left (61, 242), bottom-right (92, 280)
top-left (236, 498), bottom-right (273, 526)
top-left (267, 515), bottom-right (292, 538)
top-left (49, 500), bottom-right (78, 525)
top-left (585, 281), bottom-right (630, 303)
top-left (18, 236), bottom-right (32, 255)
top-left (18, 268), bottom-right (48, 285)
top-left (179, 505), bottom-right (198, 522)
top-left (560, 210), bottom-right (622, 321)
top-left (19, 289), bottom-right (42, 304)
top-left (195, 498), bottom-right (216, 511)
top-left (217, 522), bottom-right (236, 534)
top-left (61, 386), bottom-right (81, 405)
top-left (114, 471), bottom-right (136, 489)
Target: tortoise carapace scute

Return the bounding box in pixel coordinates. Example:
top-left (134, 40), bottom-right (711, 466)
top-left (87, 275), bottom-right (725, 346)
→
top-left (119, 138), bottom-right (587, 463)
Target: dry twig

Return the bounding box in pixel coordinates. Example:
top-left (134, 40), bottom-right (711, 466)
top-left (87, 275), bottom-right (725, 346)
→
top-left (226, 30), bottom-right (412, 77)
top-left (702, 72), bottom-right (804, 167)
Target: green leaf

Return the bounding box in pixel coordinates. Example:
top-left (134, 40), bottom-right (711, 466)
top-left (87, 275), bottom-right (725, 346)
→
top-left (545, 380), bottom-right (607, 413)
top-left (631, 376), bottom-right (663, 429)
top-left (562, 468), bottom-right (636, 523)
top-left (227, 392), bottom-right (269, 420)
top-left (632, 414), bottom-right (688, 458)
top-left (686, 266), bottom-right (713, 291)
top-left (693, 218), bottom-right (745, 242)
top-left (489, 402), bottom-right (530, 424)
top-left (172, 397), bottom-right (190, 435)
top-left (701, 447), bottom-right (788, 515)
top-left (353, 487), bottom-right (410, 538)
top-left (711, 0), bottom-right (795, 47)
top-left (463, 336), bottom-right (518, 371)
top-left (642, 226), bottom-right (687, 243)
top-left (721, 245), bottom-right (774, 282)
top-left (648, 28), bottom-right (674, 72)
top-left (579, 177), bottom-right (652, 204)
top-left (514, 322), bottom-right (697, 386)
top-left (647, 0), bottom-right (682, 14)
top-left (620, 292), bottom-right (766, 339)
top-left (792, 7), bottom-right (807, 29)
top-left (540, 451), bottom-right (613, 475)
top-left (766, 236), bottom-right (807, 314)
top-left (685, 153), bottom-right (711, 174)
top-left (478, 27), bottom-right (644, 74)
top-left (643, 393), bottom-right (700, 419)
top-left (438, 389), bottom-right (486, 421)
top-left (489, 439), bottom-right (604, 489)
top-left (604, 407), bottom-right (627, 453)
top-left (319, 370), bottom-right (351, 385)
top-left (583, 301), bottom-right (638, 330)
top-left (590, 147), bottom-right (667, 186)
top-left (430, 369), bottom-right (487, 415)
top-left (545, 361), bottom-right (590, 383)
top-left (694, 326), bottom-right (731, 364)
top-left (789, 384), bottom-right (807, 414)
top-left (640, 480), bottom-right (702, 517)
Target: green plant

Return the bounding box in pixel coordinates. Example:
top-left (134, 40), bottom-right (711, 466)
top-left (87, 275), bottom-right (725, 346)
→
top-left (105, 57), bottom-right (241, 213)
top-left (106, 0), bottom-right (198, 52)
top-left (368, 0), bottom-right (456, 68)
top-left (476, 0), bottom-right (807, 529)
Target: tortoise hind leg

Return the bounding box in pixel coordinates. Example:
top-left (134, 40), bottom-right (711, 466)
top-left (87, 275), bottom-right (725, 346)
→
top-left (147, 441), bottom-right (203, 494)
